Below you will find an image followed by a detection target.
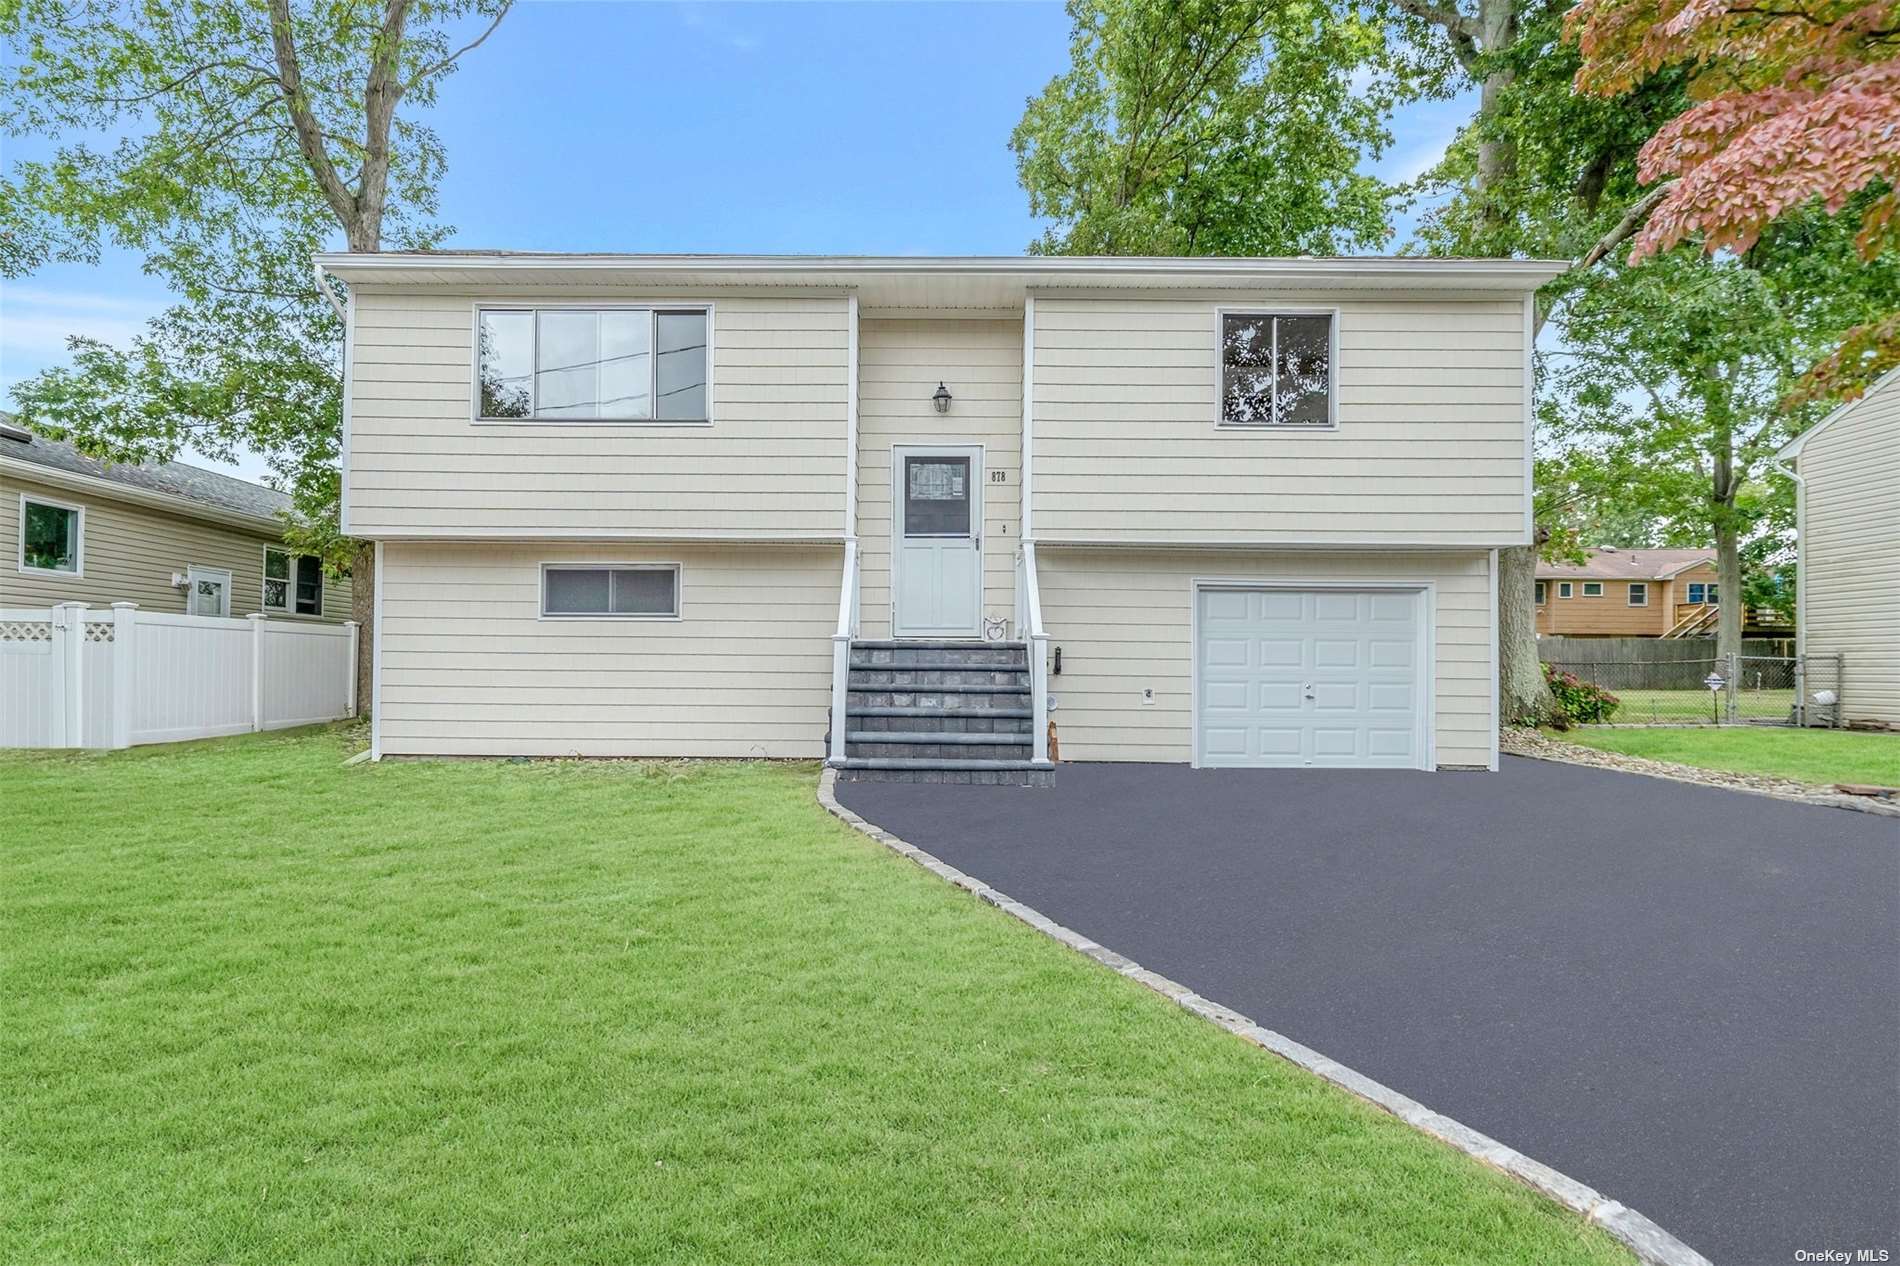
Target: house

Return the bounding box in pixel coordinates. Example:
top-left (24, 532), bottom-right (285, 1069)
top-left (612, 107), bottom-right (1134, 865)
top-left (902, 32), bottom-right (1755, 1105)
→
top-left (1774, 368), bottom-right (1900, 728)
top-left (317, 251), bottom-right (1561, 779)
top-left (1, 417), bottom-right (351, 621)
top-left (1535, 547), bottom-right (1720, 638)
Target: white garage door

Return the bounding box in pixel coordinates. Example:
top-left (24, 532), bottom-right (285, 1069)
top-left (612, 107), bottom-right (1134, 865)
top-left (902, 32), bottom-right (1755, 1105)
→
top-left (1196, 587), bottom-right (1424, 769)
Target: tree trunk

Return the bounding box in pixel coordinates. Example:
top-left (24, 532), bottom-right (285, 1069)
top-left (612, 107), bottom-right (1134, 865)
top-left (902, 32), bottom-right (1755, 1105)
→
top-left (352, 539), bottom-right (374, 722)
top-left (1498, 544), bottom-right (1556, 725)
top-left (1714, 515), bottom-right (1743, 667)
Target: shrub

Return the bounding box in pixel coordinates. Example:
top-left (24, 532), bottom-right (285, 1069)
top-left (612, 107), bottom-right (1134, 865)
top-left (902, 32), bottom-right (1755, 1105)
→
top-left (1544, 663), bottom-right (1621, 724)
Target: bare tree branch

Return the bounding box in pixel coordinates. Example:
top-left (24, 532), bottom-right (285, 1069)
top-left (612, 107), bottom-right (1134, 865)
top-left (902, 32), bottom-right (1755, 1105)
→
top-left (1577, 179), bottom-right (1678, 270)
top-left (403, 0), bottom-right (515, 95)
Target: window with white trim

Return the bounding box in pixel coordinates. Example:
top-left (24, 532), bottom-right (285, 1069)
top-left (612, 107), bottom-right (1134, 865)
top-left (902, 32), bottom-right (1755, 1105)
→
top-left (478, 307), bottom-right (709, 422)
top-left (541, 564), bottom-right (680, 618)
top-left (1220, 312), bottom-right (1334, 427)
top-left (1558, 582), bottom-right (1573, 598)
top-left (19, 495), bottom-right (82, 574)
top-left (1687, 582), bottom-right (1719, 605)
top-left (264, 546), bottom-right (324, 616)
top-left (1581, 581), bottom-right (1604, 597)
top-left (1534, 581), bottom-right (1547, 604)
top-left (1627, 582), bottom-right (1648, 606)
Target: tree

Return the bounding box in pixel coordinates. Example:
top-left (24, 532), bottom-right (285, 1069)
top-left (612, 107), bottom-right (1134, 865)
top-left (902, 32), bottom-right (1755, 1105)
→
top-left (1011, 0), bottom-right (1403, 256)
top-left (1540, 218), bottom-right (1899, 658)
top-left (1567, 0), bottom-right (1900, 398)
top-left (1, 0), bottom-right (513, 711)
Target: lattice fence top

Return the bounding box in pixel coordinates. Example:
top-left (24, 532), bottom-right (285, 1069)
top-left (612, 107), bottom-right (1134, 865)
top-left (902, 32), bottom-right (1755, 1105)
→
top-left (1, 621), bottom-right (54, 642)
top-left (84, 622), bottom-right (115, 642)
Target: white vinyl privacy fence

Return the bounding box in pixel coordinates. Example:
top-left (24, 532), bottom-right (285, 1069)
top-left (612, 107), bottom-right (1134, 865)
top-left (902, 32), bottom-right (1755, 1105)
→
top-left (0, 604), bottom-right (357, 749)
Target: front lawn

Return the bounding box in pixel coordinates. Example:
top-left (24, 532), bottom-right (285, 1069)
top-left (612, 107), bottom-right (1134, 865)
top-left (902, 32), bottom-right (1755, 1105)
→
top-left (0, 728), bottom-right (1627, 1265)
top-left (1563, 725), bottom-right (1900, 786)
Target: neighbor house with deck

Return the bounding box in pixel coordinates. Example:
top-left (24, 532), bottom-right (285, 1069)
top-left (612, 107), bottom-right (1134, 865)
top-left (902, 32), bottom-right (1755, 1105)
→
top-left (2, 417), bottom-right (351, 621)
top-left (1775, 367), bottom-right (1900, 728)
top-left (319, 252), bottom-right (1558, 781)
top-left (1534, 547), bottom-right (1721, 638)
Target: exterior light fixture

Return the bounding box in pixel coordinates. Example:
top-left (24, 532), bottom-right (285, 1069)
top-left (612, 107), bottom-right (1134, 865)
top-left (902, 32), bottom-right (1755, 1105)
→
top-left (932, 382), bottom-right (952, 414)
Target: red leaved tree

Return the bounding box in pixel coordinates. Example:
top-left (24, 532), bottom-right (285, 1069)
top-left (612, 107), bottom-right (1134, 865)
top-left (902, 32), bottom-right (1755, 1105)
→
top-left (1567, 0), bottom-right (1900, 397)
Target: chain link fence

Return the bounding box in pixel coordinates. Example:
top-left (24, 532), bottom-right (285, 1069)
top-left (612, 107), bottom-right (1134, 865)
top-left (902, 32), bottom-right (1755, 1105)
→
top-left (1543, 652), bottom-right (1844, 726)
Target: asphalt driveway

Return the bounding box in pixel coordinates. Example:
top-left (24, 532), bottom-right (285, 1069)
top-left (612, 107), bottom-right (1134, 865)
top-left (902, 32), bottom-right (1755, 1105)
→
top-left (836, 756), bottom-right (1900, 1266)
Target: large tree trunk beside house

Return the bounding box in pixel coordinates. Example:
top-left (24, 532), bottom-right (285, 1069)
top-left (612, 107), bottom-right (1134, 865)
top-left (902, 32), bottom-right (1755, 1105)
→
top-left (353, 540), bottom-right (374, 720)
top-left (1714, 517), bottom-right (1743, 667)
top-left (1498, 543), bottom-right (1554, 724)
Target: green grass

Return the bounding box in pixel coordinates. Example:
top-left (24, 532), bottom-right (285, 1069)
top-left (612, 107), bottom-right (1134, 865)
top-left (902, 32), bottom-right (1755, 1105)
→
top-left (1563, 725), bottom-right (1900, 786)
top-left (1, 728), bottom-right (1630, 1266)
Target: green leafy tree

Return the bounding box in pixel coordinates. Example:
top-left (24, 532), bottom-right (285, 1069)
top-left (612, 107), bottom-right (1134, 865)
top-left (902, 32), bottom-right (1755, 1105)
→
top-left (1540, 219), bottom-right (1899, 659)
top-left (1011, 0), bottom-right (1403, 256)
top-left (1, 0), bottom-right (513, 709)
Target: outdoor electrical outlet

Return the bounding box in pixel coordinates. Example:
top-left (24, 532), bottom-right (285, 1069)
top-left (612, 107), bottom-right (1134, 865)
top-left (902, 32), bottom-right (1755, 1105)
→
top-left (1141, 687), bottom-right (1155, 706)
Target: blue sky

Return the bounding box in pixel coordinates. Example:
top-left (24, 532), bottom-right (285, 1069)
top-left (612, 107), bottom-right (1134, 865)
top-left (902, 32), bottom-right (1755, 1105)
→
top-left (1, 1), bottom-right (1474, 477)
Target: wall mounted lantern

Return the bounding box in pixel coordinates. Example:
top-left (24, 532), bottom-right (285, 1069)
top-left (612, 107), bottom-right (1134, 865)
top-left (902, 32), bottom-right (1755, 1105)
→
top-left (932, 382), bottom-right (952, 414)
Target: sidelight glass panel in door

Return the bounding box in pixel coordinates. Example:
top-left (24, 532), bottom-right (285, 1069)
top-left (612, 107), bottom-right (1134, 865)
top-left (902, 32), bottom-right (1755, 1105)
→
top-left (903, 456), bottom-right (971, 536)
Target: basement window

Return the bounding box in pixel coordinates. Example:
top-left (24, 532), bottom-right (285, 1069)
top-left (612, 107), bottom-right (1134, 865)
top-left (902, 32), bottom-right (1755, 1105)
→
top-left (541, 564), bottom-right (680, 619)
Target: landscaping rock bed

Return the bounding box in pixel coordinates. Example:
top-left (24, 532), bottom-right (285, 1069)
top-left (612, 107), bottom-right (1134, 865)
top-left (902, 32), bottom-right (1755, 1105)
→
top-left (1501, 728), bottom-right (1900, 818)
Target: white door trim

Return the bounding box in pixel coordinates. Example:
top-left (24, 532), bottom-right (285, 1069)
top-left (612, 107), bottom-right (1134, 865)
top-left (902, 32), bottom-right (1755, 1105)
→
top-left (891, 443), bottom-right (985, 639)
top-left (186, 565), bottom-right (234, 618)
top-left (1188, 577), bottom-right (1436, 771)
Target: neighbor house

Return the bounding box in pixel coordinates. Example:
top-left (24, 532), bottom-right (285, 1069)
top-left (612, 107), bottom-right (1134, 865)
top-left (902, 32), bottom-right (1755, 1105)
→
top-left (2, 418), bottom-right (351, 620)
top-left (319, 252), bottom-right (1560, 780)
top-left (1535, 547), bottom-right (1719, 638)
top-left (1774, 367), bottom-right (1900, 728)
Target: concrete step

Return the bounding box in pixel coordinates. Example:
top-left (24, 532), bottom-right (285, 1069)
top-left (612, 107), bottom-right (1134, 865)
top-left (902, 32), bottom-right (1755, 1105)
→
top-left (849, 669), bottom-right (1032, 690)
top-left (833, 756), bottom-right (1054, 787)
top-left (849, 741), bottom-right (1033, 761)
top-left (850, 713), bottom-right (1032, 735)
top-left (848, 705), bottom-right (1032, 720)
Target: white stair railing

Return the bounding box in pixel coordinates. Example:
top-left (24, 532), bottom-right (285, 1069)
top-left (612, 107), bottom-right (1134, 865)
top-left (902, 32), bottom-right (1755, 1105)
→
top-left (829, 538), bottom-right (860, 764)
top-left (1019, 542), bottom-right (1052, 767)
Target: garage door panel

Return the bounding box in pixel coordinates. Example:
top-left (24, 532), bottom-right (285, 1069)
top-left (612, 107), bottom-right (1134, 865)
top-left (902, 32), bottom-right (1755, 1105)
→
top-left (1314, 639), bottom-right (1359, 667)
top-left (1197, 586), bottom-right (1424, 770)
top-left (1258, 682), bottom-right (1304, 710)
top-left (1369, 640), bottom-right (1415, 668)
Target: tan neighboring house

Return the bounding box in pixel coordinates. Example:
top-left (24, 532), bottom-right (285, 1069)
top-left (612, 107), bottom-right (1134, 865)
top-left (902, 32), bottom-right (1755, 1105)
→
top-left (1775, 368), bottom-right (1900, 728)
top-left (1, 417), bottom-right (350, 621)
top-left (319, 251), bottom-right (1562, 779)
top-left (1535, 548), bottom-right (1719, 637)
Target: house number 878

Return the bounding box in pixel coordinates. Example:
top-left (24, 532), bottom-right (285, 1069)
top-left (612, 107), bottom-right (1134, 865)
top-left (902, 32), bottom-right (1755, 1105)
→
top-left (989, 470), bottom-right (1007, 483)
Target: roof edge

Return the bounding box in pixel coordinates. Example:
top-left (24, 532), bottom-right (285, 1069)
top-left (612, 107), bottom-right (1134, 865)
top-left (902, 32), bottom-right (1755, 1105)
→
top-left (315, 251), bottom-right (1570, 287)
top-left (1, 455), bottom-right (288, 535)
top-left (1776, 363), bottom-right (1900, 462)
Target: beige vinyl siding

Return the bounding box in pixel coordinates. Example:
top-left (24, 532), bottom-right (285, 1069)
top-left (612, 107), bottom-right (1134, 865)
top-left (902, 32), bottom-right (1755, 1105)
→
top-left (855, 318), bottom-right (1022, 638)
top-left (1797, 381), bottom-right (1900, 724)
top-left (377, 541), bottom-right (840, 756)
top-left (1031, 296), bottom-right (1527, 545)
top-left (1, 473), bottom-right (350, 618)
top-left (1038, 548), bottom-right (1494, 766)
top-left (346, 289), bottom-right (850, 538)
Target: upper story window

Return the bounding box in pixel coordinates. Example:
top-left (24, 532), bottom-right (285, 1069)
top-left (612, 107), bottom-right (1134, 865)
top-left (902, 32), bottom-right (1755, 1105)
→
top-left (477, 306), bottom-right (709, 423)
top-left (18, 494), bottom-right (83, 575)
top-left (1627, 582), bottom-right (1648, 606)
top-left (264, 546), bottom-right (324, 616)
top-left (1219, 311), bottom-right (1335, 428)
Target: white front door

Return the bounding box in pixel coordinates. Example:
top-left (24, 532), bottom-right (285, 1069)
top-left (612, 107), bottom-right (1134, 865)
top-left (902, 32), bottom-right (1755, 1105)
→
top-left (892, 446), bottom-right (982, 639)
top-left (1195, 586), bottom-right (1425, 769)
top-left (187, 566), bottom-right (233, 618)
